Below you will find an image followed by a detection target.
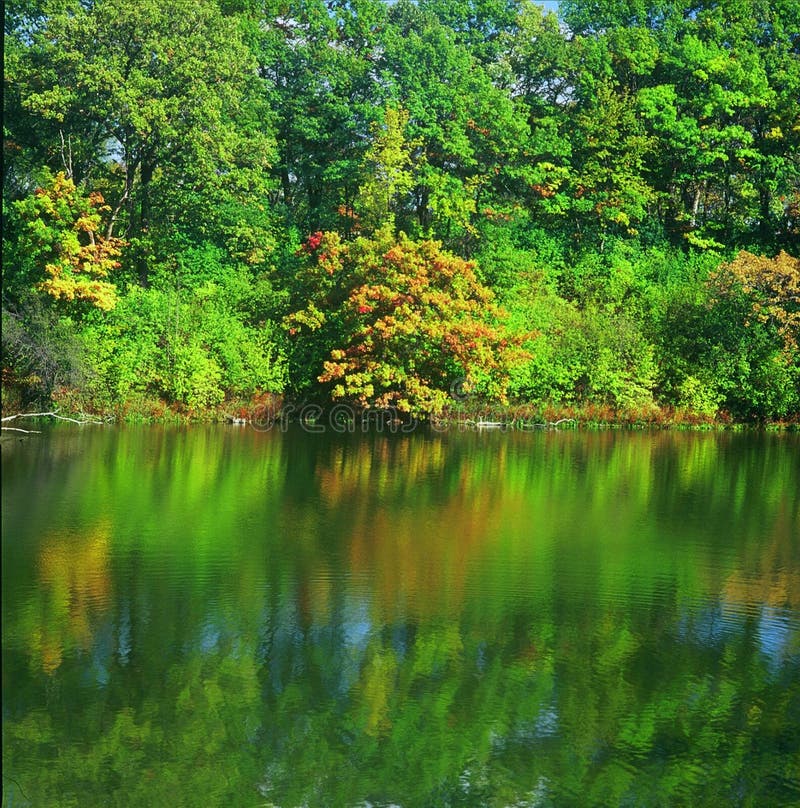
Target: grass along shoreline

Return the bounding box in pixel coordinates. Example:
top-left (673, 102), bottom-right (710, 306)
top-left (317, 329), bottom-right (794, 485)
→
top-left (3, 387), bottom-right (798, 432)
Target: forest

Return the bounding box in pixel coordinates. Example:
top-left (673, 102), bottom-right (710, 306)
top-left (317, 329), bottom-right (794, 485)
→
top-left (3, 0), bottom-right (799, 423)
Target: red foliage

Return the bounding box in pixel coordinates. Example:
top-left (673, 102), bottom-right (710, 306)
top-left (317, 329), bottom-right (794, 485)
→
top-left (298, 231), bottom-right (324, 255)
top-left (287, 230), bottom-right (529, 416)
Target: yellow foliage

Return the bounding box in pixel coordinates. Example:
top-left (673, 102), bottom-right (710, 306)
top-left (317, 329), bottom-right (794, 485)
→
top-left (20, 172), bottom-right (124, 311)
top-left (711, 250), bottom-right (800, 351)
top-left (32, 523), bottom-right (113, 674)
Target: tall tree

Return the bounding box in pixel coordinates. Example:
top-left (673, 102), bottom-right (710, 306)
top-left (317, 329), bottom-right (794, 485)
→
top-left (562, 0), bottom-right (800, 250)
top-left (253, 0), bottom-right (387, 234)
top-left (380, 0), bottom-right (529, 249)
top-left (8, 0), bottom-right (274, 282)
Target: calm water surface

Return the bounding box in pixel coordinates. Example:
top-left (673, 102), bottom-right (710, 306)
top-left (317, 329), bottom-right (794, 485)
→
top-left (2, 426), bottom-right (799, 807)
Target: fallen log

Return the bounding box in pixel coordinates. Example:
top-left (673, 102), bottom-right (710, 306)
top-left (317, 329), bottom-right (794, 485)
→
top-left (1, 410), bottom-right (110, 432)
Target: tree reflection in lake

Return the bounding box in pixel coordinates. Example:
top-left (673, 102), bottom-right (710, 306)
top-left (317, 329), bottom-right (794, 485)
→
top-left (2, 427), bottom-right (799, 806)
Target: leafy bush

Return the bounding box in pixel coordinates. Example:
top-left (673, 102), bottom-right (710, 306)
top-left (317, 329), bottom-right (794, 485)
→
top-left (504, 282), bottom-right (657, 410)
top-left (286, 227), bottom-right (525, 415)
top-left (80, 282), bottom-right (285, 411)
top-left (655, 251), bottom-right (800, 420)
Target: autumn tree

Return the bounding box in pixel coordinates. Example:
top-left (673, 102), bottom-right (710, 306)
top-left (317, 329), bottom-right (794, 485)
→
top-left (710, 251), bottom-right (800, 354)
top-left (285, 226), bottom-right (525, 415)
top-left (666, 250), bottom-right (800, 419)
top-left (10, 172), bottom-right (122, 312)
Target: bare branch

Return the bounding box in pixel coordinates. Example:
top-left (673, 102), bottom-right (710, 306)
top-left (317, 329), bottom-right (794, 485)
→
top-left (2, 410), bottom-right (109, 427)
top-left (59, 129), bottom-right (73, 179)
top-left (106, 186), bottom-right (130, 240)
top-left (2, 411), bottom-right (55, 422)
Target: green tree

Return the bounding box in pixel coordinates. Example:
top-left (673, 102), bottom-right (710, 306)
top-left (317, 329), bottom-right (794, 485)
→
top-left (253, 0), bottom-right (386, 234)
top-left (568, 80), bottom-right (657, 246)
top-left (380, 0), bottom-right (529, 248)
top-left (561, 0), bottom-right (800, 250)
top-left (417, 0), bottom-right (521, 64)
top-left (8, 0), bottom-right (273, 282)
top-left (356, 106), bottom-right (418, 234)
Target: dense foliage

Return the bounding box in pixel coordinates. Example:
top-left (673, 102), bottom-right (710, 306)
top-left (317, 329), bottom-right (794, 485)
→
top-left (3, 0), bottom-right (799, 420)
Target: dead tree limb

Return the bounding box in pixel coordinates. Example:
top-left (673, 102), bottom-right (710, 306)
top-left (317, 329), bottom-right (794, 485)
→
top-left (1, 410), bottom-right (110, 431)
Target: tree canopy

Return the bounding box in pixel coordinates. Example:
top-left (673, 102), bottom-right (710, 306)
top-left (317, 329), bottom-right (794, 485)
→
top-left (3, 0), bottom-right (798, 420)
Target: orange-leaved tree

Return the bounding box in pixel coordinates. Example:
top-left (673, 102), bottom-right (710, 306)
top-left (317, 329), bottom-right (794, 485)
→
top-left (285, 226), bottom-right (526, 416)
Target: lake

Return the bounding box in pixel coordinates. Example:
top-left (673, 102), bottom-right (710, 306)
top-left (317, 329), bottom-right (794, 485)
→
top-left (2, 425), bottom-right (799, 807)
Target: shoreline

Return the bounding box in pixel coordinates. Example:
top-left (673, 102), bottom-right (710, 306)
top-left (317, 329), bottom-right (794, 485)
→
top-left (3, 393), bottom-right (798, 433)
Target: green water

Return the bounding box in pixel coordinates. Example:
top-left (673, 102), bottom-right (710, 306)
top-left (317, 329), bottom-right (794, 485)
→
top-left (2, 426), bottom-right (799, 807)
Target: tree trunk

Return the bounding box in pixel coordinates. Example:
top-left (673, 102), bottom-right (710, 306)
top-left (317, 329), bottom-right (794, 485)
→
top-left (759, 185), bottom-right (773, 245)
top-left (137, 159), bottom-right (155, 286)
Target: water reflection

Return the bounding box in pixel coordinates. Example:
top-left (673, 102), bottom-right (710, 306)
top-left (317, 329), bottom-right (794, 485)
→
top-left (2, 427), bottom-right (799, 806)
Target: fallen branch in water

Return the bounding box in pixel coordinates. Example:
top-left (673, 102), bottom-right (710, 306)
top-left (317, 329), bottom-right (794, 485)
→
top-left (520, 417), bottom-right (578, 429)
top-left (1, 410), bottom-right (110, 431)
top-left (432, 416), bottom-right (578, 431)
